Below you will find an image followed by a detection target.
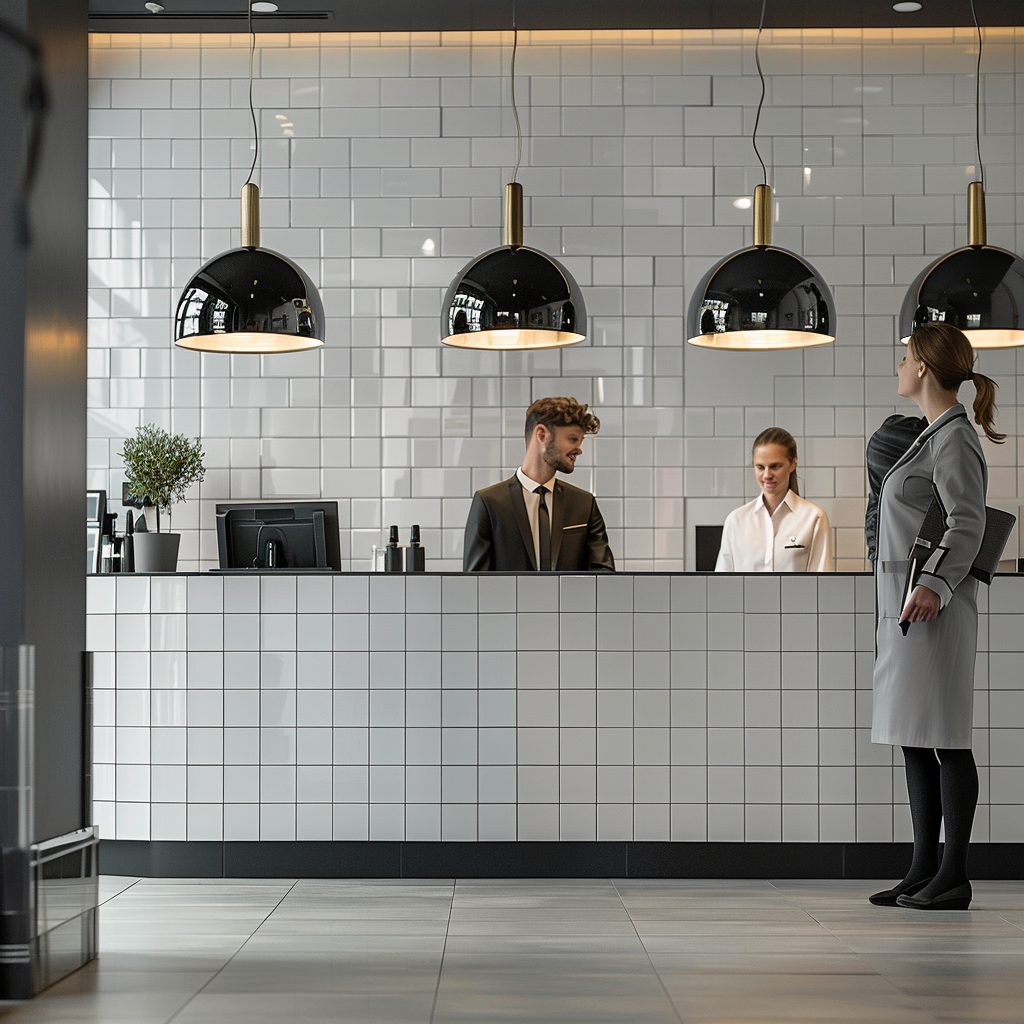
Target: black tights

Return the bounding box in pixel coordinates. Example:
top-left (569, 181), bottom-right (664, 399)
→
top-left (901, 746), bottom-right (978, 896)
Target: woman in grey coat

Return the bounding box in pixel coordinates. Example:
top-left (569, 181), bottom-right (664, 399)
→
top-left (870, 323), bottom-right (1004, 911)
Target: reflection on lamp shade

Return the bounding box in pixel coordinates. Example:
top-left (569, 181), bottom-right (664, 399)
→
top-left (687, 244), bottom-right (836, 350)
top-left (898, 244), bottom-right (1024, 349)
top-left (174, 246), bottom-right (325, 354)
top-left (440, 244), bottom-right (586, 350)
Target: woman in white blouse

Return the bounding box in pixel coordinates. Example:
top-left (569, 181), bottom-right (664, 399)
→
top-left (715, 427), bottom-right (833, 573)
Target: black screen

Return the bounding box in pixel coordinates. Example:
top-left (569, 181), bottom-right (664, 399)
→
top-left (216, 501), bottom-right (342, 570)
top-left (695, 525), bottom-right (724, 572)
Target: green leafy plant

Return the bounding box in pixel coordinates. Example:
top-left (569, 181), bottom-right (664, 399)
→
top-left (120, 424), bottom-right (206, 532)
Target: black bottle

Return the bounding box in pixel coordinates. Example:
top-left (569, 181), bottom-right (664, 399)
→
top-left (384, 524), bottom-right (403, 572)
top-left (122, 510), bottom-right (135, 573)
top-left (406, 524), bottom-right (425, 572)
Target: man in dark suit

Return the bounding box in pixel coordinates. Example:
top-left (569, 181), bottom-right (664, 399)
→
top-left (865, 413), bottom-right (927, 566)
top-left (463, 397), bottom-right (615, 572)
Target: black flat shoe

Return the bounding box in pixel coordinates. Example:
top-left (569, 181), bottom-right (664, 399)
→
top-left (897, 882), bottom-right (972, 910)
top-left (868, 877), bottom-right (933, 907)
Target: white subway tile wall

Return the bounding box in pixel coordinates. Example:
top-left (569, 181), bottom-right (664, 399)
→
top-left (87, 28), bottom-right (1024, 571)
top-left (88, 572), bottom-right (1024, 843)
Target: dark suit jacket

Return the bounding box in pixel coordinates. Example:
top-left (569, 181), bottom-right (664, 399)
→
top-left (865, 414), bottom-right (927, 566)
top-left (463, 475), bottom-right (615, 572)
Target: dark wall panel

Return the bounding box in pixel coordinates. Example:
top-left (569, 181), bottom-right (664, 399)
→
top-left (26, 0), bottom-right (89, 843)
top-left (0, 0), bottom-right (89, 843)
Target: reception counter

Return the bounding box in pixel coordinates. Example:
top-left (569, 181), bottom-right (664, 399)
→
top-left (86, 572), bottom-right (1024, 878)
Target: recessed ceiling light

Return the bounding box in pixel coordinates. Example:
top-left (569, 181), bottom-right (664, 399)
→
top-left (251, 2), bottom-right (279, 11)
top-left (144, 2), bottom-right (164, 11)
top-left (892, 2), bottom-right (922, 12)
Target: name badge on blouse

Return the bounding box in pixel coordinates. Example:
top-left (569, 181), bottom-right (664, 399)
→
top-left (784, 535), bottom-right (805, 550)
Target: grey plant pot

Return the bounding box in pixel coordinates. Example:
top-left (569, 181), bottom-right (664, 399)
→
top-left (132, 532), bottom-right (180, 573)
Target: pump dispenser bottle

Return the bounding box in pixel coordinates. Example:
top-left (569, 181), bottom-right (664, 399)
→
top-left (406, 524), bottom-right (425, 572)
top-left (384, 524), bottom-right (403, 572)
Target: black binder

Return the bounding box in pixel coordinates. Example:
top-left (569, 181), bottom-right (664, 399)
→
top-left (900, 491), bottom-right (1016, 635)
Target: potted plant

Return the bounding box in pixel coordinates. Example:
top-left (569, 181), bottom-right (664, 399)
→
top-left (120, 424), bottom-right (206, 573)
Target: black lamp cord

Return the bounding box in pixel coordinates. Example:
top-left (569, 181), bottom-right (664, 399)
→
top-left (243, 0), bottom-right (259, 187)
top-left (0, 18), bottom-right (49, 247)
top-left (970, 0), bottom-right (984, 189)
top-left (751, 0), bottom-right (768, 187)
top-left (509, 0), bottom-right (522, 183)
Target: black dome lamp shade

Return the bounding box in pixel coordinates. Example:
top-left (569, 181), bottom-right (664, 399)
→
top-left (899, 185), bottom-right (1024, 350)
top-left (440, 1), bottom-right (586, 351)
top-left (441, 183), bottom-right (586, 350)
top-left (899, 2), bottom-right (1024, 350)
top-left (687, 184), bottom-right (835, 350)
top-left (685, 0), bottom-right (835, 352)
top-left (175, 183), bottom-right (324, 354)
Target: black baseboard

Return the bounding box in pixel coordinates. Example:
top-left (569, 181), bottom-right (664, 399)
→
top-left (99, 840), bottom-right (1024, 880)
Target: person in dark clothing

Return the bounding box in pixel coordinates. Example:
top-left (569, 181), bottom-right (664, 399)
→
top-left (865, 414), bottom-right (927, 566)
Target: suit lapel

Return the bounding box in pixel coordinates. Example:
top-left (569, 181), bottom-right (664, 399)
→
top-left (550, 480), bottom-right (566, 569)
top-left (507, 476), bottom-right (537, 570)
top-left (880, 405), bottom-right (967, 493)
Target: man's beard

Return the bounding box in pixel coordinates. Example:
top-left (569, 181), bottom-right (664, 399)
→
top-left (543, 440), bottom-right (575, 474)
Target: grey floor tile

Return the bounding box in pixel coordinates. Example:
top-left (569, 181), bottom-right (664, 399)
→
top-left (441, 935), bottom-right (646, 955)
top-left (641, 932), bottom-right (857, 954)
top-left (254, 919), bottom-right (451, 936)
top-left (446, 918), bottom-right (640, 936)
top-left (4, 874), bottom-right (1020, 1024)
top-left (857, 952), bottom-right (1024, 977)
top-left (203, 962), bottom-right (440, 995)
top-left (664, 992), bottom-right (939, 1024)
top-left (31, 968), bottom-right (216, 996)
top-left (241, 933), bottom-right (448, 954)
top-left (618, 895), bottom-right (800, 910)
top-left (648, 951), bottom-right (877, 974)
top-left (0, 991), bottom-right (197, 1023)
top-left (808, 909), bottom-right (1024, 932)
top-left (171, 992), bottom-right (436, 1024)
top-left (431, 992), bottom-right (682, 1024)
top-left (632, 918), bottom-right (835, 936)
top-left (614, 877), bottom-right (779, 890)
top-left (97, 877), bottom-right (140, 902)
top-left (439, 951), bottom-right (657, 974)
top-left (910, 995), bottom-right (1024, 1022)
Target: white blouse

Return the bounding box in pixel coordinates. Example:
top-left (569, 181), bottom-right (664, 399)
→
top-left (715, 490), bottom-right (833, 573)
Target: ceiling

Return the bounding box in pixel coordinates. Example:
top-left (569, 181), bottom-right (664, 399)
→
top-left (88, 0), bottom-right (1023, 35)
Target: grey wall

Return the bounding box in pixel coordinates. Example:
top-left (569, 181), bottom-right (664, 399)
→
top-left (0, 0), bottom-right (89, 843)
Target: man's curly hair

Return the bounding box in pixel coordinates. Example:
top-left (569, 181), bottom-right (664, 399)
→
top-left (524, 397), bottom-right (600, 441)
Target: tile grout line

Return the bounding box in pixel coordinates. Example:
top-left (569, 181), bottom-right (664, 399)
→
top-left (611, 877), bottom-right (687, 1024)
top-left (773, 880), bottom-right (958, 1024)
top-left (159, 878), bottom-right (300, 1024)
top-left (427, 879), bottom-right (457, 1024)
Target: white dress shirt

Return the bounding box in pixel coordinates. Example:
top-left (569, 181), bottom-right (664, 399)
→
top-left (715, 490), bottom-right (833, 572)
top-left (516, 467), bottom-right (553, 569)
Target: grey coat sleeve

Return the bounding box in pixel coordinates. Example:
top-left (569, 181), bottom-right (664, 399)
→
top-left (462, 492), bottom-right (494, 572)
top-left (918, 431), bottom-right (987, 608)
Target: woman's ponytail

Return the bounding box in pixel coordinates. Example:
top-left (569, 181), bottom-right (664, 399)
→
top-left (909, 323), bottom-right (1005, 443)
top-left (971, 371), bottom-right (1006, 443)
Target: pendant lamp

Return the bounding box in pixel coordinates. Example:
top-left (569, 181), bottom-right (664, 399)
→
top-left (440, 5), bottom-right (586, 350)
top-left (174, 5), bottom-right (324, 354)
top-left (687, 1), bottom-right (835, 350)
top-left (898, 3), bottom-right (1024, 349)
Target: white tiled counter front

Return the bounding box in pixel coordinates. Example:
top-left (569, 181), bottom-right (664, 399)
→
top-left (86, 572), bottom-right (1024, 847)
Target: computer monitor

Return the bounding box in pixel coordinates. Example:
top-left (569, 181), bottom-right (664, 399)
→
top-left (695, 525), bottom-right (724, 572)
top-left (216, 501), bottom-right (342, 570)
